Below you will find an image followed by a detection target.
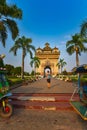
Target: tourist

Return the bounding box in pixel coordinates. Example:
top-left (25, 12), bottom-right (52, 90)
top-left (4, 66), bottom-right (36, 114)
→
top-left (46, 70), bottom-right (51, 88)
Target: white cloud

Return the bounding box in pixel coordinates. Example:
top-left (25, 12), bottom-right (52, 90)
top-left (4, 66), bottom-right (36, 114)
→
top-left (64, 35), bottom-right (71, 39)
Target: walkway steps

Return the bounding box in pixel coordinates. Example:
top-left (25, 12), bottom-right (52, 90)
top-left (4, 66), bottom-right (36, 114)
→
top-left (10, 93), bottom-right (80, 111)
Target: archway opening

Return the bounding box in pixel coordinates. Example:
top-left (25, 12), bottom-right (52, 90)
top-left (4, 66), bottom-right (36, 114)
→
top-left (44, 66), bottom-right (51, 77)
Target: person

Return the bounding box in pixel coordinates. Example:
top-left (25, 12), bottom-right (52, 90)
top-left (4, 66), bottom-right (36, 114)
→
top-left (46, 70), bottom-right (51, 88)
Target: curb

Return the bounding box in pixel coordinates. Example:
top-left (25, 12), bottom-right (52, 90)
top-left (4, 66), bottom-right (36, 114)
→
top-left (10, 99), bottom-right (74, 111)
top-left (11, 103), bottom-right (74, 111)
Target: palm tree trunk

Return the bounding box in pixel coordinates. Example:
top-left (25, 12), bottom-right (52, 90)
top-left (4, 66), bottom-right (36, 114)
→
top-left (21, 51), bottom-right (25, 79)
top-left (76, 51), bottom-right (79, 67)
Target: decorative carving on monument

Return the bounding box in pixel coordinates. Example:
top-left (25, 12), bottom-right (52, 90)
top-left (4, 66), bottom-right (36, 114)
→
top-left (45, 60), bottom-right (50, 65)
top-left (41, 63), bottom-right (45, 67)
top-left (36, 55), bottom-right (59, 59)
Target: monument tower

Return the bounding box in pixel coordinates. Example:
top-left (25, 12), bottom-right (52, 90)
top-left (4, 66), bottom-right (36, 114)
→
top-left (35, 43), bottom-right (60, 76)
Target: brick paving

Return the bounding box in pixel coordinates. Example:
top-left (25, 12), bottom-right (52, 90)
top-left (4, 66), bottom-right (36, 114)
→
top-left (11, 77), bottom-right (77, 94)
top-left (10, 78), bottom-right (79, 111)
top-left (0, 109), bottom-right (87, 130)
top-left (0, 78), bottom-right (87, 130)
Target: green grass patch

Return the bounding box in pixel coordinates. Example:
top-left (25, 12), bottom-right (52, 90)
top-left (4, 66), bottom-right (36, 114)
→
top-left (8, 77), bottom-right (23, 86)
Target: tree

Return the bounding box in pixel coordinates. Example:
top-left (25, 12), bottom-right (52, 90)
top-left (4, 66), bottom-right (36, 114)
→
top-left (5, 64), bottom-right (14, 75)
top-left (81, 20), bottom-right (87, 38)
top-left (0, 0), bottom-right (22, 47)
top-left (14, 67), bottom-right (21, 76)
top-left (66, 33), bottom-right (87, 67)
top-left (30, 56), bottom-right (40, 75)
top-left (56, 58), bottom-right (67, 73)
top-left (0, 58), bottom-right (4, 67)
top-left (9, 36), bottom-right (36, 79)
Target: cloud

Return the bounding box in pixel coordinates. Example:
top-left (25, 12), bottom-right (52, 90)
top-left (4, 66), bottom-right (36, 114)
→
top-left (64, 35), bottom-right (71, 39)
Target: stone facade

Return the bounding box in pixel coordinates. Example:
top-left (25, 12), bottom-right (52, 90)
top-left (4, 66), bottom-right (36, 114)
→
top-left (35, 43), bottom-right (60, 76)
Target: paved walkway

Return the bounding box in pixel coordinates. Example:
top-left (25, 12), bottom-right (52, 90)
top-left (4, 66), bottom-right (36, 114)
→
top-left (10, 78), bottom-right (78, 111)
top-left (11, 77), bottom-right (77, 94)
top-left (7, 78), bottom-right (87, 130)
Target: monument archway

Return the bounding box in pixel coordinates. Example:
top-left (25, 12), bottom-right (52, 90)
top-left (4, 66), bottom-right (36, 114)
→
top-left (35, 43), bottom-right (60, 76)
top-left (44, 66), bottom-right (51, 77)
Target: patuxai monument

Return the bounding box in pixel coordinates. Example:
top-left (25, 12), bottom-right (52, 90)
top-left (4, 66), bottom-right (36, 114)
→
top-left (35, 43), bottom-right (60, 76)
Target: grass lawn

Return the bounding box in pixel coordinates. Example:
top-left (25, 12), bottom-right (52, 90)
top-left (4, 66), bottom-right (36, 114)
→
top-left (8, 77), bottom-right (23, 86)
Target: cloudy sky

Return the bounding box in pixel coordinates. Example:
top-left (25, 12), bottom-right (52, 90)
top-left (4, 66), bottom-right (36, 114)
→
top-left (0, 0), bottom-right (87, 72)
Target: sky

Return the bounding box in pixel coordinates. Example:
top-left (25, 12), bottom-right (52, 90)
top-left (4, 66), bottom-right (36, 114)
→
top-left (0, 0), bottom-right (87, 73)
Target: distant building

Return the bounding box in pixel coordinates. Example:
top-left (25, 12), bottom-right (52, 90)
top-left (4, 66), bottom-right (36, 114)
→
top-left (35, 43), bottom-right (60, 76)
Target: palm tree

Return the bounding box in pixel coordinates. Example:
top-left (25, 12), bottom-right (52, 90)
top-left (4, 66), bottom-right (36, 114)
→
top-left (9, 36), bottom-right (36, 79)
top-left (66, 33), bottom-right (87, 67)
top-left (0, 0), bottom-right (22, 47)
top-left (56, 58), bottom-right (67, 73)
top-left (30, 56), bottom-right (40, 75)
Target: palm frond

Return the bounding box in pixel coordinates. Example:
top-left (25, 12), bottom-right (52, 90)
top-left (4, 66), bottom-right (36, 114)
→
top-left (27, 49), bottom-right (33, 58)
top-left (0, 0), bottom-right (6, 5)
top-left (66, 45), bottom-right (75, 55)
top-left (5, 19), bottom-right (19, 39)
top-left (0, 1), bottom-right (22, 19)
top-left (30, 56), bottom-right (40, 68)
top-left (0, 0), bottom-right (22, 47)
top-left (9, 44), bottom-right (20, 55)
top-left (27, 44), bottom-right (36, 52)
top-left (83, 47), bottom-right (87, 52)
top-left (0, 23), bottom-right (7, 47)
top-left (66, 40), bottom-right (73, 47)
top-left (8, 5), bottom-right (22, 19)
top-left (81, 21), bottom-right (87, 37)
